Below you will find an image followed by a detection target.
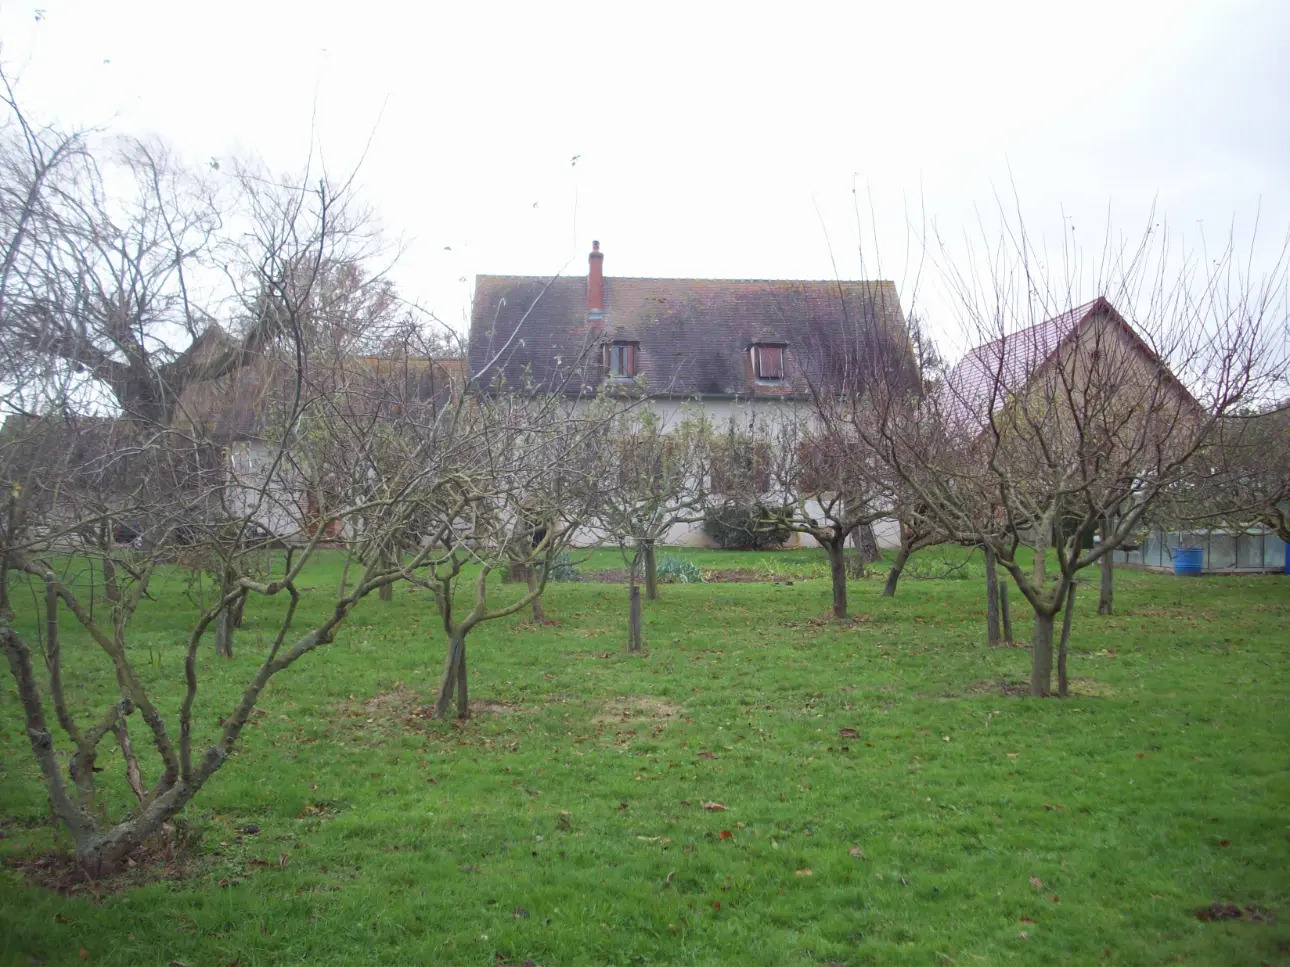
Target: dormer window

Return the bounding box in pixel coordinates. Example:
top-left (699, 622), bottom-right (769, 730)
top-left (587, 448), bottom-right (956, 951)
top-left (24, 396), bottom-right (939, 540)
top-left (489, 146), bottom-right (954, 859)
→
top-left (753, 344), bottom-right (786, 382)
top-left (606, 341), bottom-right (638, 379)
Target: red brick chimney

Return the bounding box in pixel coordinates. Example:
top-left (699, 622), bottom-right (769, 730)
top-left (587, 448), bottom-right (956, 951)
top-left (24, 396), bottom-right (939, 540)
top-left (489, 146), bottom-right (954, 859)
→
top-left (587, 240), bottom-right (604, 331)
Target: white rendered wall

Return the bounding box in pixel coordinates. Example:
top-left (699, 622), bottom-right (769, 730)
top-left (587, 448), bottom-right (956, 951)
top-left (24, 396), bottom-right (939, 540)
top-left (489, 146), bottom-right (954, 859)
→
top-left (570, 396), bottom-right (901, 550)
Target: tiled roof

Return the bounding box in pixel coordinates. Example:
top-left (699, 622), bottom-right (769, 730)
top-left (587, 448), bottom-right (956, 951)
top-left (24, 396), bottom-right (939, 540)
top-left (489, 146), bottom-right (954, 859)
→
top-left (940, 298), bottom-right (1111, 431)
top-left (468, 275), bottom-right (915, 398)
top-left (172, 354), bottom-right (465, 442)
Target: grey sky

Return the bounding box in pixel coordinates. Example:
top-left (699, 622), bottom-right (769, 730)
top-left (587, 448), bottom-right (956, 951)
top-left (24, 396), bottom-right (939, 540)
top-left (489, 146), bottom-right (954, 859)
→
top-left (3, 0), bottom-right (1287, 355)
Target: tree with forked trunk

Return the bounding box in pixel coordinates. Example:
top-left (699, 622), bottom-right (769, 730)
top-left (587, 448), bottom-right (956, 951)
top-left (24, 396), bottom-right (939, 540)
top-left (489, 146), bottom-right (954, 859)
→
top-left (856, 209), bottom-right (1288, 696)
top-left (588, 405), bottom-right (711, 651)
top-left (1170, 402), bottom-right (1290, 545)
top-left (0, 320), bottom-right (468, 874)
top-left (0, 76), bottom-right (521, 872)
top-left (407, 385), bottom-right (615, 716)
top-left (761, 407), bottom-right (902, 620)
top-left (880, 511), bottom-right (945, 598)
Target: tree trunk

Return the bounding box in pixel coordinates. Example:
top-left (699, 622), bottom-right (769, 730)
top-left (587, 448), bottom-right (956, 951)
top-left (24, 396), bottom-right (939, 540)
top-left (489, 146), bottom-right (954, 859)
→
top-left (1058, 581), bottom-right (1076, 698)
top-left (1000, 580), bottom-right (1013, 643)
top-left (627, 585), bottom-right (643, 653)
top-left (857, 524), bottom-right (880, 562)
top-left (882, 543), bottom-right (910, 597)
top-left (984, 545), bottom-right (1001, 646)
top-left (1033, 521), bottom-right (1048, 585)
top-left (215, 577), bottom-right (244, 657)
top-left (643, 540), bottom-right (658, 601)
top-left (111, 711), bottom-right (147, 805)
top-left (524, 565), bottom-right (546, 623)
top-left (1030, 610), bottom-right (1055, 697)
top-left (1098, 519), bottom-right (1113, 615)
top-left (504, 561), bottom-right (526, 583)
top-left (826, 538), bottom-right (848, 620)
top-left (846, 524), bottom-right (879, 579)
top-left (214, 606), bottom-right (235, 659)
top-left (434, 633), bottom-right (467, 718)
top-left (455, 638), bottom-right (469, 720)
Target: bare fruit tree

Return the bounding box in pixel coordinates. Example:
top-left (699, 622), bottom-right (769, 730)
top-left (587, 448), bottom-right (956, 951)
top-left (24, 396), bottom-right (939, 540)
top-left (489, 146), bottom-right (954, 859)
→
top-left (0, 66), bottom-right (382, 430)
top-left (863, 215), bottom-right (1288, 696)
top-left (879, 512), bottom-right (946, 598)
top-left (764, 406), bottom-right (899, 620)
top-left (589, 405), bottom-right (711, 651)
top-left (1186, 403), bottom-right (1290, 543)
top-left (0, 78), bottom-right (497, 872)
top-left (0, 323), bottom-right (463, 874)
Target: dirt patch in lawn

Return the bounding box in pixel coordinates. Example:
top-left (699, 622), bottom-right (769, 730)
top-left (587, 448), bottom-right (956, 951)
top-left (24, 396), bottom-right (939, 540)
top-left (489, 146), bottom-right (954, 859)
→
top-left (955, 677), bottom-right (1115, 698)
top-left (583, 568), bottom-right (797, 584)
top-left (1128, 606), bottom-right (1219, 622)
top-left (594, 695), bottom-right (683, 723)
top-left (341, 685), bottom-right (526, 729)
top-left (405, 697), bottom-right (525, 722)
top-left (1194, 902), bottom-right (1275, 922)
top-left (6, 826), bottom-right (199, 896)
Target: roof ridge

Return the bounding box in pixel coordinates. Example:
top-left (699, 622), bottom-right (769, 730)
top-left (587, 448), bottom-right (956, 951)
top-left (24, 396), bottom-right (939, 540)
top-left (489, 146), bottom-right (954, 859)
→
top-left (962, 298), bottom-right (1105, 360)
top-left (475, 273), bottom-right (898, 286)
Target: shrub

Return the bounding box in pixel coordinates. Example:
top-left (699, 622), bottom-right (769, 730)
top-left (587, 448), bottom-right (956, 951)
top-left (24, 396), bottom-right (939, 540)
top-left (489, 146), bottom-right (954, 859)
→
top-left (545, 551), bottom-right (580, 582)
top-left (702, 501), bottom-right (792, 550)
top-left (656, 556), bottom-right (704, 584)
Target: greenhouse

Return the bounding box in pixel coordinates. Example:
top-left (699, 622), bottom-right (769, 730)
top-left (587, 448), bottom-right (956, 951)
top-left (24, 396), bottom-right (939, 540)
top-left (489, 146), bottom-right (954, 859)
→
top-left (1113, 527), bottom-right (1288, 574)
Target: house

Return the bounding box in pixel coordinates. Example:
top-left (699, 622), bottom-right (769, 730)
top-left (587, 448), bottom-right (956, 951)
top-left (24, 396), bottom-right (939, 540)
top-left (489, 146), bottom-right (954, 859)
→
top-left (171, 350), bottom-right (466, 540)
top-left (468, 241), bottom-right (916, 547)
top-left (941, 297), bottom-right (1201, 435)
top-left (1, 350), bottom-right (467, 550)
top-left (940, 298), bottom-right (1285, 572)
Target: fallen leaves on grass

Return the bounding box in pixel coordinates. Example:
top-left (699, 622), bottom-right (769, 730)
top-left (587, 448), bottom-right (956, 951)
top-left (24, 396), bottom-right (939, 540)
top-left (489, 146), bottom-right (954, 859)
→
top-left (1029, 876), bottom-right (1043, 889)
top-left (794, 868), bottom-right (813, 877)
top-left (848, 846), bottom-right (867, 860)
top-left (701, 801), bottom-right (727, 811)
top-left (1195, 902), bottom-right (1273, 922)
top-left (837, 728), bottom-right (860, 739)
top-left (718, 830), bottom-right (733, 840)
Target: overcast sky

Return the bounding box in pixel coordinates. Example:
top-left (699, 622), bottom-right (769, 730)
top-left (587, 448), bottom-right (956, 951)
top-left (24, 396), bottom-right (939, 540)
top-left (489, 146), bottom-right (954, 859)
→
top-left (3, 0), bottom-right (1288, 357)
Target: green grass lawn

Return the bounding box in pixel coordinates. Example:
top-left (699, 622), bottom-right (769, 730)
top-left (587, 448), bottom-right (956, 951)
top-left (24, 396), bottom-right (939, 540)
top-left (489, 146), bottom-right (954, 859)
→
top-left (1, 548), bottom-right (1287, 966)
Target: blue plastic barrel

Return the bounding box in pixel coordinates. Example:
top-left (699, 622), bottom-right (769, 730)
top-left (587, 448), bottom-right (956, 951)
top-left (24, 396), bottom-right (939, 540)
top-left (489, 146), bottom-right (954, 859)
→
top-left (1172, 546), bottom-right (1204, 576)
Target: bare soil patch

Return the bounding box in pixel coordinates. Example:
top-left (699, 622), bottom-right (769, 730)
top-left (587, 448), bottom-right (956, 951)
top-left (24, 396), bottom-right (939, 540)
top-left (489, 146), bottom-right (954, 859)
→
top-left (1129, 607), bottom-right (1219, 621)
top-left (1195, 902), bottom-right (1275, 922)
top-left (405, 697), bottom-right (524, 722)
top-left (340, 685), bottom-right (526, 730)
top-left (583, 568), bottom-right (792, 584)
top-left (593, 695), bottom-right (683, 723)
top-left (956, 677), bottom-right (1114, 698)
top-left (6, 825), bottom-right (198, 896)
